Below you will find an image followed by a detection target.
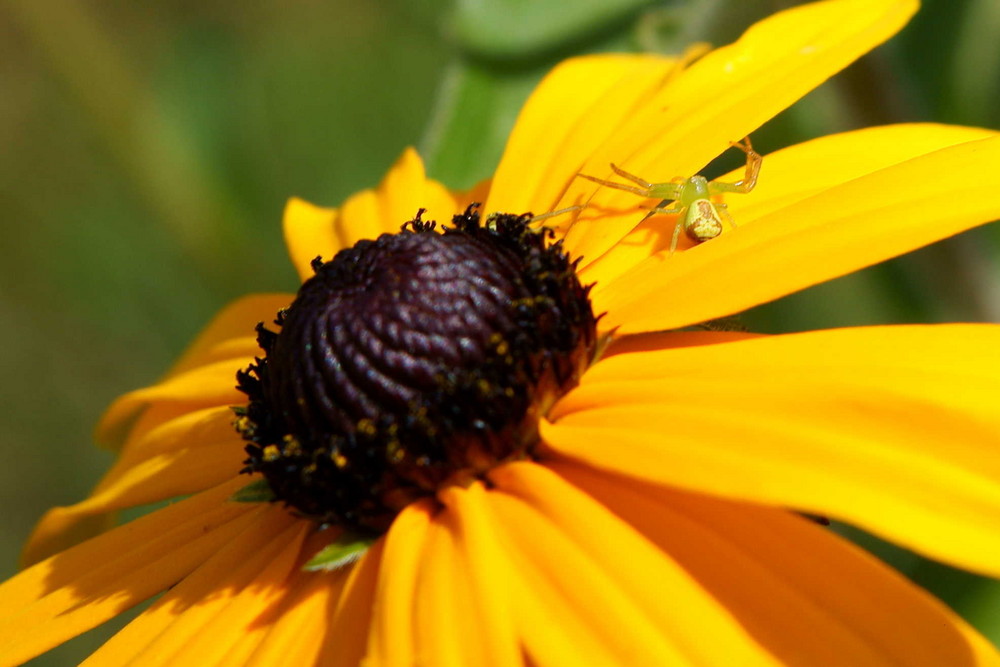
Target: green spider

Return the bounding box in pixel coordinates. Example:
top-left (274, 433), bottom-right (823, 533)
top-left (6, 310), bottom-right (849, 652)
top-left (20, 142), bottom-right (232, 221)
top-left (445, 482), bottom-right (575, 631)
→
top-left (578, 137), bottom-right (762, 254)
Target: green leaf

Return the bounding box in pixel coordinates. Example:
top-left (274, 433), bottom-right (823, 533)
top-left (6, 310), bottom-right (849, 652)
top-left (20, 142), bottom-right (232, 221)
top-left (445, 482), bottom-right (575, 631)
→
top-left (229, 479), bottom-right (276, 503)
top-left (450, 0), bottom-right (654, 60)
top-left (303, 532), bottom-right (379, 572)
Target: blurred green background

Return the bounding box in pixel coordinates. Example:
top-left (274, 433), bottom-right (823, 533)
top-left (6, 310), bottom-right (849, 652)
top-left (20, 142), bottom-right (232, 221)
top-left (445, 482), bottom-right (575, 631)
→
top-left (3, 0), bottom-right (1000, 663)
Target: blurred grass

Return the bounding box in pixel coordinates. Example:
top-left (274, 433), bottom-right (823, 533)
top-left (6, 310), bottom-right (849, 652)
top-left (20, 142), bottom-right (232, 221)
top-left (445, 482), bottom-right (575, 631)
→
top-left (2, 0), bottom-right (999, 663)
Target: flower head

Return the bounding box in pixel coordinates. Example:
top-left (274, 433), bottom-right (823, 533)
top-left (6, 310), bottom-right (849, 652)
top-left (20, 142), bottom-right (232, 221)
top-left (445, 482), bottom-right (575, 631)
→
top-left (236, 206), bottom-right (598, 533)
top-left (6, 0), bottom-right (1000, 665)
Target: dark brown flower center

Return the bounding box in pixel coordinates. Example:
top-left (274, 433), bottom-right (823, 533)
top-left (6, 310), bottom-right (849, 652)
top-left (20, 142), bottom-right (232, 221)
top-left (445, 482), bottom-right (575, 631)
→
top-left (234, 205), bottom-right (597, 532)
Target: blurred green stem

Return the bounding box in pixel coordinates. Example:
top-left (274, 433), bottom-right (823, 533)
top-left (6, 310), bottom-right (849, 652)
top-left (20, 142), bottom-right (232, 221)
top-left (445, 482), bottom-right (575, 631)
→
top-left (419, 59), bottom-right (549, 190)
top-left (947, 0), bottom-right (1000, 125)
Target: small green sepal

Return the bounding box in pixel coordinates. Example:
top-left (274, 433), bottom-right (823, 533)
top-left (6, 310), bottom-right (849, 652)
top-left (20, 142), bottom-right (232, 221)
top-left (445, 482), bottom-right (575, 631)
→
top-left (303, 532), bottom-right (379, 572)
top-left (229, 479), bottom-right (276, 503)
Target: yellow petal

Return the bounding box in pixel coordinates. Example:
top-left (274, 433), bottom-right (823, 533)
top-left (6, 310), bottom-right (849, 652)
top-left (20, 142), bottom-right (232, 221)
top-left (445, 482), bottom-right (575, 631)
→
top-left (545, 325), bottom-right (1000, 578)
top-left (95, 294), bottom-right (290, 450)
top-left (38, 405), bottom-right (243, 563)
top-left (317, 537), bottom-right (383, 667)
top-left (79, 513), bottom-right (304, 666)
top-left (24, 451), bottom-right (241, 566)
top-left (95, 359), bottom-right (243, 453)
top-left (108, 405), bottom-right (238, 461)
top-left (0, 478), bottom-right (259, 667)
top-left (490, 463), bottom-right (777, 665)
top-left (411, 513), bottom-right (479, 667)
top-left (562, 0), bottom-right (918, 267)
top-left (79, 407), bottom-right (242, 523)
top-left (238, 576), bottom-right (331, 667)
top-left (485, 54), bottom-right (681, 220)
top-left (459, 177), bottom-right (493, 214)
top-left (92, 407), bottom-right (241, 498)
top-left (365, 500), bottom-right (436, 667)
top-left (554, 460), bottom-right (1000, 667)
top-left (597, 134), bottom-right (1000, 333)
top-left (584, 123), bottom-right (998, 288)
top-left (725, 124), bottom-right (999, 225)
top-left (167, 294), bottom-right (292, 377)
top-left (228, 577), bottom-right (318, 667)
top-left (282, 196), bottom-right (341, 284)
top-left (241, 529), bottom-right (366, 667)
top-left (26, 409), bottom-right (241, 558)
top-left (438, 485), bottom-right (521, 667)
top-left (284, 148), bottom-right (459, 281)
top-left (482, 491), bottom-right (637, 665)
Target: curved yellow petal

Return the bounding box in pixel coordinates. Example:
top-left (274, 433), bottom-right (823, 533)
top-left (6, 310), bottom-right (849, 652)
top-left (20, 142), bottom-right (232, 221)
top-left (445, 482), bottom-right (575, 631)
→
top-left (488, 462), bottom-right (779, 666)
top-left (20, 472), bottom-right (248, 569)
top-left (726, 124), bottom-right (999, 226)
top-left (241, 529), bottom-right (367, 667)
top-left (282, 197), bottom-right (341, 284)
top-left (484, 494), bottom-right (644, 665)
top-left (96, 358), bottom-right (243, 454)
top-left (459, 177), bottom-right (493, 214)
top-left (545, 325), bottom-right (1000, 578)
top-left (284, 148), bottom-right (459, 281)
top-left (411, 513), bottom-right (479, 667)
top-left (93, 407), bottom-right (241, 496)
top-left (24, 407), bottom-right (242, 562)
top-left (0, 478), bottom-right (259, 666)
top-left (597, 134), bottom-right (1000, 333)
top-left (102, 405), bottom-right (238, 466)
top-left (27, 409), bottom-right (241, 553)
top-left (554, 461), bottom-right (1000, 667)
top-left (317, 537), bottom-right (383, 667)
top-left (485, 54), bottom-right (681, 220)
top-left (18, 513), bottom-right (116, 577)
top-left (167, 294), bottom-right (292, 378)
top-left (24, 448), bottom-right (241, 567)
top-left (438, 485), bottom-right (520, 667)
top-left (95, 294), bottom-right (290, 451)
top-left (80, 514), bottom-right (305, 666)
top-left (584, 123), bottom-right (998, 287)
top-left (35, 408), bottom-right (241, 563)
top-left (91, 407), bottom-right (245, 498)
top-left (239, 575), bottom-right (326, 667)
top-left (562, 0), bottom-right (918, 267)
top-left (365, 500), bottom-right (435, 667)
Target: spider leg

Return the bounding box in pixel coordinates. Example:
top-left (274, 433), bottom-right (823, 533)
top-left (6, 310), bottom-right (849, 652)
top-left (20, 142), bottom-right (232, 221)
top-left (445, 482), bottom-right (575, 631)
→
top-left (715, 202), bottom-right (737, 229)
top-left (639, 201), bottom-right (683, 223)
top-left (708, 137), bottom-right (761, 195)
top-left (669, 217), bottom-right (684, 255)
top-left (608, 163), bottom-right (655, 189)
top-left (528, 205), bottom-right (582, 224)
top-left (576, 173), bottom-right (653, 198)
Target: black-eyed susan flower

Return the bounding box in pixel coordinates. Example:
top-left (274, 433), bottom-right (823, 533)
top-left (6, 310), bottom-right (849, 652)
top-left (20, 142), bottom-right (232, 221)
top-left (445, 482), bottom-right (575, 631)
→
top-left (6, 0), bottom-right (1000, 664)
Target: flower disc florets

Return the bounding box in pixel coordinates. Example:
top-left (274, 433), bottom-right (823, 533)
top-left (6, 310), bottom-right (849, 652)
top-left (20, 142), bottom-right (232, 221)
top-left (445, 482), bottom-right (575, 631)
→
top-left (235, 204), bottom-right (597, 532)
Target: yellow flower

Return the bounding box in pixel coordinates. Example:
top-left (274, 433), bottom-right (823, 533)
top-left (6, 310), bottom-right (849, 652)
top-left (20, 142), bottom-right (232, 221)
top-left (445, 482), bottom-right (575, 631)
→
top-left (5, 0), bottom-right (1000, 664)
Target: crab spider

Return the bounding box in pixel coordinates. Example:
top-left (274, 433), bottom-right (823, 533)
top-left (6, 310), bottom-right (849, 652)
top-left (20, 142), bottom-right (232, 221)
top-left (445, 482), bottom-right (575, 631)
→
top-left (578, 137), bottom-right (761, 254)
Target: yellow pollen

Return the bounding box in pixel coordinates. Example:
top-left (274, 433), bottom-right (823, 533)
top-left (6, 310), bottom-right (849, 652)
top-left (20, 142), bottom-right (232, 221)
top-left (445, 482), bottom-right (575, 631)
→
top-left (357, 418), bottom-right (376, 437)
top-left (282, 434), bottom-right (302, 456)
top-left (387, 441), bottom-right (405, 464)
top-left (331, 449), bottom-right (348, 468)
